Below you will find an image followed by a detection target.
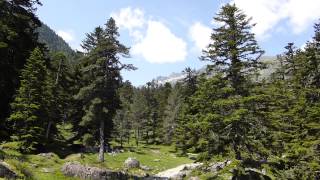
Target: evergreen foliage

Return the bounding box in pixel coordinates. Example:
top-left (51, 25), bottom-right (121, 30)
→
top-left (0, 0), bottom-right (42, 140)
top-left (75, 18), bottom-right (135, 162)
top-left (8, 48), bottom-right (49, 152)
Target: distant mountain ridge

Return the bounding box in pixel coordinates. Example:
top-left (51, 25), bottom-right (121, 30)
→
top-left (154, 56), bottom-right (277, 85)
top-left (37, 23), bottom-right (76, 57)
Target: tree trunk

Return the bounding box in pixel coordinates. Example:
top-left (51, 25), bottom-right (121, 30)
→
top-left (45, 121), bottom-right (53, 140)
top-left (233, 141), bottom-right (241, 160)
top-left (135, 128), bottom-right (139, 147)
top-left (98, 119), bottom-right (105, 162)
top-left (120, 135), bottom-right (123, 148)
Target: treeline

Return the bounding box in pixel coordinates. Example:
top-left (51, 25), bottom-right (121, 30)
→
top-left (1, 0), bottom-right (320, 178)
top-left (0, 0), bottom-right (134, 163)
top-left (112, 4), bottom-right (320, 179)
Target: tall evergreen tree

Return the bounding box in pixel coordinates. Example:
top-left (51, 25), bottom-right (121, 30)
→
top-left (201, 3), bottom-right (264, 95)
top-left (8, 48), bottom-right (49, 152)
top-left (0, 0), bottom-right (42, 141)
top-left (76, 18), bottom-right (135, 162)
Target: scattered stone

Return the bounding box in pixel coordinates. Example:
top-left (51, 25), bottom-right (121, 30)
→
top-left (30, 163), bottom-right (38, 168)
top-left (37, 152), bottom-right (56, 159)
top-left (61, 161), bottom-right (131, 180)
top-left (41, 168), bottom-right (54, 173)
top-left (206, 160), bottom-right (232, 173)
top-left (140, 165), bottom-right (152, 171)
top-left (151, 150), bottom-right (161, 154)
top-left (187, 153), bottom-right (198, 160)
top-left (0, 161), bottom-right (18, 179)
top-left (124, 157), bottom-right (140, 169)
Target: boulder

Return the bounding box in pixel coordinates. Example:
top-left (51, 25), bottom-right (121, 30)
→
top-left (0, 161), bottom-right (18, 179)
top-left (61, 161), bottom-right (130, 180)
top-left (124, 157), bottom-right (140, 169)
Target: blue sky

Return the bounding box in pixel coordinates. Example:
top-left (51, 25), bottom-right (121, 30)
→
top-left (36, 0), bottom-right (320, 85)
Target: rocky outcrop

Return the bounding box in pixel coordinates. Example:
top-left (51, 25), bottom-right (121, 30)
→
top-left (204, 160), bottom-right (232, 173)
top-left (62, 162), bottom-right (131, 180)
top-left (124, 157), bottom-right (140, 169)
top-left (0, 161), bottom-right (18, 179)
top-left (61, 161), bottom-right (169, 180)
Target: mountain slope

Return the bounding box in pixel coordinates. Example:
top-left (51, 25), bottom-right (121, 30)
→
top-left (154, 56), bottom-right (277, 85)
top-left (37, 23), bottom-right (76, 57)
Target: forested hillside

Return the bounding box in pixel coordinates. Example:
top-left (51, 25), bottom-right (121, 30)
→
top-left (0, 0), bottom-right (320, 179)
top-left (37, 23), bottom-right (76, 58)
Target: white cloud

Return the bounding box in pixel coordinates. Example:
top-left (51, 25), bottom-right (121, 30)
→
top-left (232, 0), bottom-right (320, 39)
top-left (111, 7), bottom-right (145, 31)
top-left (189, 22), bottom-right (212, 51)
top-left (57, 30), bottom-right (74, 42)
top-left (132, 21), bottom-right (187, 64)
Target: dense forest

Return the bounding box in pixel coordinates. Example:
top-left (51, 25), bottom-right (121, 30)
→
top-left (0, 0), bottom-right (320, 179)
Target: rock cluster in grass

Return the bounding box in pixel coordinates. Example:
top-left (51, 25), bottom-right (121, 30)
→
top-left (37, 152), bottom-right (57, 159)
top-left (62, 161), bottom-right (131, 180)
top-left (124, 157), bottom-right (140, 169)
top-left (204, 160), bottom-right (232, 173)
top-left (0, 161), bottom-right (18, 179)
top-left (61, 161), bottom-right (165, 180)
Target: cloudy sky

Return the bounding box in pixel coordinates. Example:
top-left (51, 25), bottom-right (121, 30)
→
top-left (36, 0), bottom-right (320, 85)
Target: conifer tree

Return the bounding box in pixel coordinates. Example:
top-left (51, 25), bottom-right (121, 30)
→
top-left (113, 81), bottom-right (134, 147)
top-left (0, 0), bottom-right (42, 140)
top-left (201, 3), bottom-right (264, 95)
top-left (76, 18), bottom-right (135, 162)
top-left (8, 48), bottom-right (49, 152)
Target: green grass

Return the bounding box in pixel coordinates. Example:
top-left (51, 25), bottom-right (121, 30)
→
top-left (1, 143), bottom-right (193, 179)
top-left (65, 144), bottom-right (193, 175)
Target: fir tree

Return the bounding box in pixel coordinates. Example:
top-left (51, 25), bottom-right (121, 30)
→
top-left (76, 18), bottom-right (135, 162)
top-left (201, 3), bottom-right (264, 95)
top-left (8, 48), bottom-right (49, 152)
top-left (0, 0), bottom-right (43, 140)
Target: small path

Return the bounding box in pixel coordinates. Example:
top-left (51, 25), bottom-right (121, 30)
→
top-left (155, 162), bottom-right (202, 178)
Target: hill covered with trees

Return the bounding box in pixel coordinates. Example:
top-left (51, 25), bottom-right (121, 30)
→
top-left (37, 23), bottom-right (76, 58)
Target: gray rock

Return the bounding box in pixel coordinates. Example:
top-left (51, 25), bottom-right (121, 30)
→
top-left (61, 161), bottom-right (130, 180)
top-left (140, 165), bottom-right (152, 171)
top-left (124, 157), bottom-right (140, 169)
top-left (0, 161), bottom-right (18, 179)
top-left (38, 152), bottom-right (56, 159)
top-left (207, 160), bottom-right (232, 173)
top-left (41, 167), bottom-right (54, 173)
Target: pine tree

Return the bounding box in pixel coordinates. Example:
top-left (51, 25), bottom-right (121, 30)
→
top-left (76, 18), bottom-right (135, 162)
top-left (0, 0), bottom-right (43, 141)
top-left (8, 48), bottom-right (49, 152)
top-left (201, 3), bottom-right (264, 95)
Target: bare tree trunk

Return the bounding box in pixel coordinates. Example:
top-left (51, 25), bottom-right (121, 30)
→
top-left (127, 135), bottom-right (130, 145)
top-left (120, 135), bottom-right (123, 148)
top-left (45, 121), bottom-right (53, 140)
top-left (98, 119), bottom-right (105, 162)
top-left (135, 128), bottom-right (139, 147)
